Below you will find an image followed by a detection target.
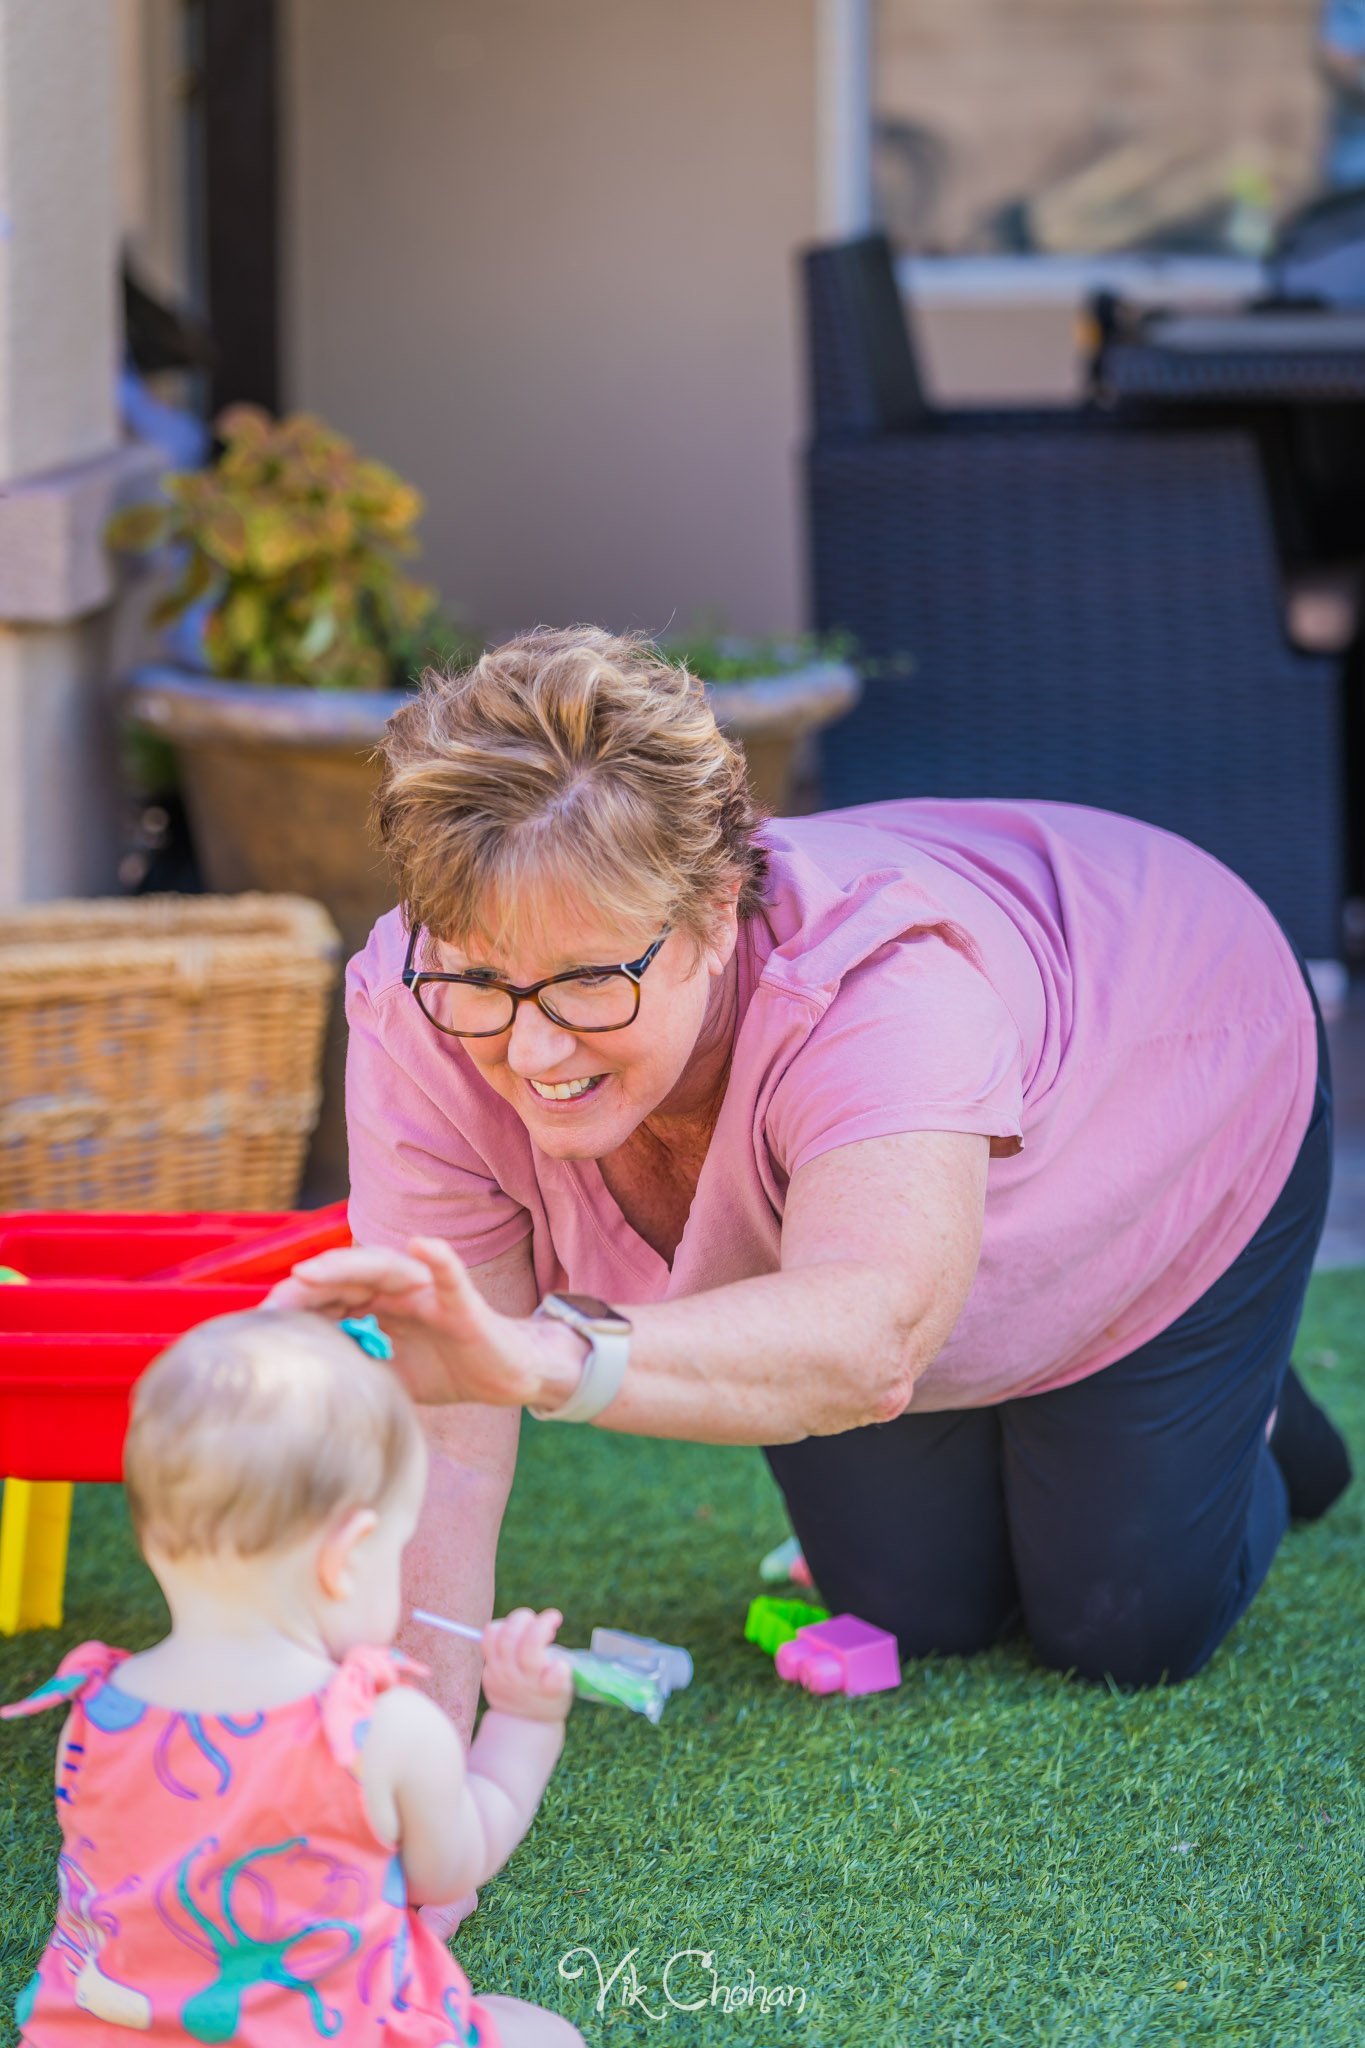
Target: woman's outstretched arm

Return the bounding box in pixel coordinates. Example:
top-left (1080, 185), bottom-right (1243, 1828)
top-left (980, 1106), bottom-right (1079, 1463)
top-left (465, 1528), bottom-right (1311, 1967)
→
top-left (585, 1128), bottom-right (988, 1442)
top-left (275, 1129), bottom-right (989, 1447)
top-left (270, 1234), bottom-right (535, 1733)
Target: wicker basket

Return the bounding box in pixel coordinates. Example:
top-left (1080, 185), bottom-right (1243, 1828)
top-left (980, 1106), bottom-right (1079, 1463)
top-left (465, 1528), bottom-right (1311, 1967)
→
top-left (0, 895), bottom-right (340, 1212)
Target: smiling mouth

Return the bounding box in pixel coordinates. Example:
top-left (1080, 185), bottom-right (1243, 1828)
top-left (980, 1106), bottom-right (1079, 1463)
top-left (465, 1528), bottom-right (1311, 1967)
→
top-left (527, 1074), bottom-right (608, 1102)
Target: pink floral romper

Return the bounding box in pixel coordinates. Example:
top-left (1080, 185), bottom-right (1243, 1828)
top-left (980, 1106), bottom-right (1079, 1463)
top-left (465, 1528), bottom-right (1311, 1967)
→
top-left (2, 1641), bottom-right (502, 2046)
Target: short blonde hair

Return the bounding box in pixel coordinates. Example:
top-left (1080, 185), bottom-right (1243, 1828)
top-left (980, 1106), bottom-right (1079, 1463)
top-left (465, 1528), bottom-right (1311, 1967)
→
top-left (124, 1310), bottom-right (423, 1560)
top-left (374, 625), bottom-right (770, 952)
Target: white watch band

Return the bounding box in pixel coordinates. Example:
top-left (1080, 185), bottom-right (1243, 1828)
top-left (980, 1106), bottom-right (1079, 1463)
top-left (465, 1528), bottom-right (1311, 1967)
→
top-left (528, 1301), bottom-right (631, 1423)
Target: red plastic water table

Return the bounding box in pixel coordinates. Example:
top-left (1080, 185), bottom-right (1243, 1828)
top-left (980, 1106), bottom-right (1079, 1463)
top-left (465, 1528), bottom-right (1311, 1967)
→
top-left (0, 1203), bottom-right (350, 1288)
top-left (0, 1202), bottom-right (350, 1480)
top-left (0, 1203), bottom-right (350, 1631)
top-left (0, 1280), bottom-right (269, 1481)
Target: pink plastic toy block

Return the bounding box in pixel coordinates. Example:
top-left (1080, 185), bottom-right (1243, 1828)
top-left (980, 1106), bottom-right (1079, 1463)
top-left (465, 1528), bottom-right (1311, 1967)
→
top-left (773, 1613), bottom-right (901, 1697)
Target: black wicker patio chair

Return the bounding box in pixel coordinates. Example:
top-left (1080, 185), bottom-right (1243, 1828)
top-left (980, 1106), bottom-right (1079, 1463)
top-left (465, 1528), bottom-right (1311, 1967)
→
top-left (804, 234), bottom-right (1347, 960)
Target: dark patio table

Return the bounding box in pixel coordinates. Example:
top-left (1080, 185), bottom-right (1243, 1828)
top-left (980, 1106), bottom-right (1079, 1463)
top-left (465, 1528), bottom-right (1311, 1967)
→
top-left (1090, 305), bottom-right (1365, 569)
top-left (1094, 310), bottom-right (1365, 407)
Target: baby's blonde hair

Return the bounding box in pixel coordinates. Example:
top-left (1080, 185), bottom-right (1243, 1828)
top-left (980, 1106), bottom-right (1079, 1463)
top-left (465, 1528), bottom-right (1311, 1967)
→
top-left (124, 1310), bottom-right (423, 1560)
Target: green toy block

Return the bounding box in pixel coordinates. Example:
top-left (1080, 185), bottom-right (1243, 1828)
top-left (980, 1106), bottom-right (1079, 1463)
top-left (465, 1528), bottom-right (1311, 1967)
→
top-left (744, 1595), bottom-right (831, 1658)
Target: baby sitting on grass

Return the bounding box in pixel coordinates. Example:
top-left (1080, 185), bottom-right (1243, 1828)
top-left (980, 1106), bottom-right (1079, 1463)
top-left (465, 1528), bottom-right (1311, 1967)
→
top-left (2, 1308), bottom-right (584, 2047)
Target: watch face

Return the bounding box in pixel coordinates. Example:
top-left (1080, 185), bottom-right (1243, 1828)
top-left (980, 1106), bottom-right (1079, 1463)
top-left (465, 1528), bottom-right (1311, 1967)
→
top-left (549, 1292), bottom-right (629, 1328)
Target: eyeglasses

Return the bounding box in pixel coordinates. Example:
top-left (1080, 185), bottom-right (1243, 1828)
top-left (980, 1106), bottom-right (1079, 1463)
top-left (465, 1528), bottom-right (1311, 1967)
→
top-left (402, 924), bottom-right (670, 1038)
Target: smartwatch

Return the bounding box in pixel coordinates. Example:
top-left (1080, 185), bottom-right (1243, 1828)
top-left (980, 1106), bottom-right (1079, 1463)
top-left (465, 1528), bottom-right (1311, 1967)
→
top-left (528, 1293), bottom-right (632, 1423)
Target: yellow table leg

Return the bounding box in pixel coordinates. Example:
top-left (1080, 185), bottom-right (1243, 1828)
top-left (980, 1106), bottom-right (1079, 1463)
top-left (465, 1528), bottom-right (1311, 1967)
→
top-left (0, 1480), bottom-right (73, 1634)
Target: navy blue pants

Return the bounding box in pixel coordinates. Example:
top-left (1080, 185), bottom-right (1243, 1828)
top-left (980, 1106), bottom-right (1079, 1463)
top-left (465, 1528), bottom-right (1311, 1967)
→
top-left (764, 985), bottom-right (1340, 1688)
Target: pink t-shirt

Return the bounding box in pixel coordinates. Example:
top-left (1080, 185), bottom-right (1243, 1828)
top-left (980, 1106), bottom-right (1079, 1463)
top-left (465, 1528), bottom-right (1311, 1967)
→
top-left (345, 799), bottom-right (1318, 1410)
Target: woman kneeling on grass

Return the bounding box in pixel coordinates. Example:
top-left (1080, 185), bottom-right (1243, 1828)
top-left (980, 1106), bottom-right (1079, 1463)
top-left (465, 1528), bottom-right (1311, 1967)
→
top-left (273, 624), bottom-right (1351, 1743)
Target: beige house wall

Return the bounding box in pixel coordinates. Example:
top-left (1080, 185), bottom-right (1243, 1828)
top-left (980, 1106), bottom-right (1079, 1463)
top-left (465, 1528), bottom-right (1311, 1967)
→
top-left (282, 0), bottom-right (819, 643)
top-left (0, 0), bottom-right (128, 908)
top-left (114, 0), bottom-right (190, 303)
top-left (0, 0), bottom-right (119, 487)
top-left (0, 616), bottom-right (122, 901)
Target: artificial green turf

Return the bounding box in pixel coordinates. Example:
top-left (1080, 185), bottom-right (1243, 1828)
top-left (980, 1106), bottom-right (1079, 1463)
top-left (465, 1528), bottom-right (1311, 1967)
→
top-left (3, 1275), bottom-right (1363, 2047)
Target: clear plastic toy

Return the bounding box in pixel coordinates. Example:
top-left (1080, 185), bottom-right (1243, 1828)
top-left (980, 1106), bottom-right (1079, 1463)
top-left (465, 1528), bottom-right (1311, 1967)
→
top-left (411, 1610), bottom-right (690, 1726)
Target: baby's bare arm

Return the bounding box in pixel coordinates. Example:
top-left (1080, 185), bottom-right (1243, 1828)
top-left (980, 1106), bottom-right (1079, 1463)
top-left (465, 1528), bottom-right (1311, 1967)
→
top-left (362, 1682), bottom-right (565, 1903)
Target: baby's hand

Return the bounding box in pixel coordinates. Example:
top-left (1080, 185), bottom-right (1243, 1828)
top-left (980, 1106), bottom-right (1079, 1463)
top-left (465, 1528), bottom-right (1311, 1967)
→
top-left (481, 1607), bottom-right (574, 1723)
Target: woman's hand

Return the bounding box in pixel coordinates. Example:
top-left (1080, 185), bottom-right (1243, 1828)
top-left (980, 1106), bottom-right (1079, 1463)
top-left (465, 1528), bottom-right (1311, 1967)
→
top-left (264, 1237), bottom-right (547, 1406)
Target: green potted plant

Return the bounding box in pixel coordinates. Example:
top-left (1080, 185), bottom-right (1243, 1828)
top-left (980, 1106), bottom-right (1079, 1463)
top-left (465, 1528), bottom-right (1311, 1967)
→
top-left (111, 406), bottom-right (475, 918)
top-left (110, 405), bottom-right (479, 1191)
top-left (659, 628), bottom-right (860, 815)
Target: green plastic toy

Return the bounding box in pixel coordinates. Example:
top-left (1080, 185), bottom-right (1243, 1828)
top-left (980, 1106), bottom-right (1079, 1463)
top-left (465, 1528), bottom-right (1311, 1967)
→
top-left (744, 1595), bottom-right (831, 1658)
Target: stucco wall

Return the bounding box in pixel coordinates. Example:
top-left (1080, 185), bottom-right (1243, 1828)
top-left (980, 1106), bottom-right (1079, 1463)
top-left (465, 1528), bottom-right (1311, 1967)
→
top-left (114, 0), bottom-right (190, 303)
top-left (282, 0), bottom-right (818, 642)
top-left (0, 0), bottom-right (118, 488)
top-left (0, 0), bottom-right (125, 908)
top-left (0, 615), bottom-right (122, 900)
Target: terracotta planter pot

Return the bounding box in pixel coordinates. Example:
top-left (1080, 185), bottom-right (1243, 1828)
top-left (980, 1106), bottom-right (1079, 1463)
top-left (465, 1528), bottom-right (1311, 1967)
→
top-left (124, 660), bottom-right (861, 1196)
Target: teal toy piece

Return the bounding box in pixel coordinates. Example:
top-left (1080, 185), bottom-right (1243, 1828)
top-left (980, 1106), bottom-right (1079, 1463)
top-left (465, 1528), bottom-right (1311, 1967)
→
top-left (337, 1315), bottom-right (393, 1362)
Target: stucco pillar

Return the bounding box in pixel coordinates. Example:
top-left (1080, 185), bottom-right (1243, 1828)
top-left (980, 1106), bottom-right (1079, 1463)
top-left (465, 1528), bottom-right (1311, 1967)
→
top-left (817, 0), bottom-right (873, 238)
top-left (0, 0), bottom-right (155, 907)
